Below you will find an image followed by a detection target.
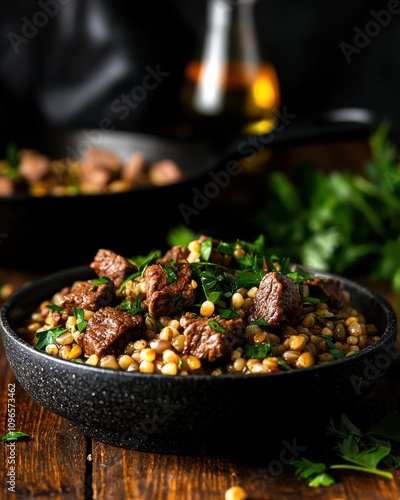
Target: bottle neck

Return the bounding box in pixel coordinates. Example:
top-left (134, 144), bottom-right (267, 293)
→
top-left (181, 0), bottom-right (280, 141)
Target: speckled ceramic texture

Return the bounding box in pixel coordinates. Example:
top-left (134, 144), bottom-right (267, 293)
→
top-left (1, 265), bottom-right (398, 455)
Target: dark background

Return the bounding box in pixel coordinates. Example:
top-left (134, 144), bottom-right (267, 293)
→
top-left (0, 0), bottom-right (399, 141)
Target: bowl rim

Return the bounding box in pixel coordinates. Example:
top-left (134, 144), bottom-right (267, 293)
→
top-left (1, 264), bottom-right (398, 381)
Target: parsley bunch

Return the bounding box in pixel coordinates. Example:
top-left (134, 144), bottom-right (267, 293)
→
top-left (249, 121), bottom-right (400, 309)
top-left (291, 412), bottom-right (400, 487)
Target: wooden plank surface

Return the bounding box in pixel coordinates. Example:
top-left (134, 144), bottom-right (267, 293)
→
top-left (0, 340), bottom-right (88, 499)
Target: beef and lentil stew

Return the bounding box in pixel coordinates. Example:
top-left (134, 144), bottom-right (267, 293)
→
top-left (17, 235), bottom-right (380, 375)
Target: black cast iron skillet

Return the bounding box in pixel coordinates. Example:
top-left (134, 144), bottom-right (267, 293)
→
top-left (0, 107), bottom-right (380, 272)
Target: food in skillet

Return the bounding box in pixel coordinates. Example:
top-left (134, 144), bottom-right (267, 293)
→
top-left (0, 143), bottom-right (183, 196)
top-left (17, 235), bottom-right (380, 375)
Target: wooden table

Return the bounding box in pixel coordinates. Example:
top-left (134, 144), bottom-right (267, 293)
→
top-left (1, 266), bottom-right (400, 500)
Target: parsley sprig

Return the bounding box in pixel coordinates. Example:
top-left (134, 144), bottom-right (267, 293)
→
top-left (291, 412), bottom-right (400, 487)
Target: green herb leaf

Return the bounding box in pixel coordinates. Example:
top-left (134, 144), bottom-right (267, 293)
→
top-left (217, 240), bottom-right (236, 256)
top-left (248, 318), bottom-right (269, 327)
top-left (92, 276), bottom-right (111, 284)
top-left (5, 143), bottom-right (19, 176)
top-left (243, 343), bottom-right (271, 359)
top-left (292, 412), bottom-right (400, 488)
top-left (161, 264), bottom-right (177, 284)
top-left (218, 308), bottom-right (239, 319)
top-left (208, 320), bottom-right (226, 333)
top-left (200, 237), bottom-right (213, 261)
top-left (291, 457), bottom-right (334, 487)
top-left (233, 269), bottom-right (265, 290)
top-left (1, 431), bottom-right (29, 443)
top-left (166, 225), bottom-right (198, 248)
top-left (367, 412), bottom-right (400, 443)
top-left (46, 303), bottom-right (64, 314)
top-left (174, 295), bottom-right (184, 314)
top-left (35, 325), bottom-right (68, 350)
top-left (74, 308), bottom-right (87, 332)
top-left (119, 271), bottom-right (141, 292)
top-left (117, 294), bottom-right (144, 315)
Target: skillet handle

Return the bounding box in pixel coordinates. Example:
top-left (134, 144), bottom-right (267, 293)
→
top-left (213, 107), bottom-right (381, 169)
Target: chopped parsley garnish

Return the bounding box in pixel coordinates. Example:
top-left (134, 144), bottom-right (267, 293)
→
top-left (92, 276), bottom-right (111, 284)
top-left (248, 318), bottom-right (269, 327)
top-left (287, 269), bottom-right (316, 283)
top-left (89, 276), bottom-right (111, 291)
top-left (200, 237), bottom-right (213, 261)
top-left (119, 271), bottom-right (141, 292)
top-left (208, 320), bottom-right (226, 333)
top-left (117, 294), bottom-right (144, 315)
top-left (196, 268), bottom-right (225, 304)
top-left (232, 269), bottom-right (265, 290)
top-left (161, 264), bottom-right (177, 283)
top-left (74, 308), bottom-right (87, 332)
top-left (302, 296), bottom-right (320, 305)
top-left (218, 308), bottom-right (240, 319)
top-left (120, 249), bottom-right (163, 291)
top-left (4, 143), bottom-right (19, 178)
top-left (326, 338), bottom-right (346, 359)
top-left (174, 295), bottom-right (184, 314)
top-left (137, 249), bottom-right (163, 275)
top-left (243, 343), bottom-right (271, 359)
top-left (46, 303), bottom-right (64, 314)
top-left (35, 325), bottom-right (68, 350)
top-left (146, 313), bottom-right (163, 332)
top-left (217, 240), bottom-right (236, 256)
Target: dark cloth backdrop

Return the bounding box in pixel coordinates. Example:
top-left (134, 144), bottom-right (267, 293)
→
top-left (1, 0), bottom-right (399, 140)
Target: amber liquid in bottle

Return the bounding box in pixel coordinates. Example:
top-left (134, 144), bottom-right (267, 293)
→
top-left (181, 0), bottom-right (281, 142)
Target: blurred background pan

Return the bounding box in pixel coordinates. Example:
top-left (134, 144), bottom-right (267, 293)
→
top-left (0, 107), bottom-right (379, 272)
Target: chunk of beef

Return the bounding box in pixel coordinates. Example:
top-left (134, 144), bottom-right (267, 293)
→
top-left (145, 262), bottom-right (196, 317)
top-left (303, 276), bottom-right (344, 305)
top-left (0, 176), bottom-right (29, 195)
top-left (77, 306), bottom-right (143, 357)
top-left (148, 159), bottom-right (183, 186)
top-left (78, 147), bottom-right (123, 193)
top-left (248, 272), bottom-right (302, 327)
top-left (180, 312), bottom-right (245, 363)
top-left (121, 152), bottom-right (149, 186)
top-left (90, 249), bottom-right (136, 289)
top-left (58, 279), bottom-right (115, 316)
top-left (161, 245), bottom-right (190, 263)
top-left (18, 149), bottom-right (52, 184)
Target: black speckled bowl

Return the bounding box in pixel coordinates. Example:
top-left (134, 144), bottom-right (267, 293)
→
top-left (1, 265), bottom-right (398, 455)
